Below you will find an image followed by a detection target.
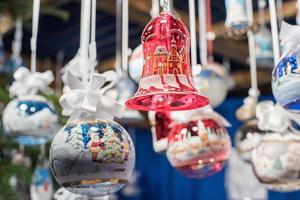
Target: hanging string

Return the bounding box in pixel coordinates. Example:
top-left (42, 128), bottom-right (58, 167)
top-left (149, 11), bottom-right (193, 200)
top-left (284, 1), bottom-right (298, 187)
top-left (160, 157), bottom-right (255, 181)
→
top-left (115, 0), bottom-right (122, 77)
top-left (199, 0), bottom-right (207, 67)
top-left (12, 17), bottom-right (23, 62)
top-left (189, 0), bottom-right (197, 69)
top-left (276, 0), bottom-right (283, 26)
top-left (89, 0), bottom-right (97, 64)
top-left (246, 0), bottom-right (259, 97)
top-left (206, 0), bottom-right (214, 63)
top-left (258, 0), bottom-right (266, 26)
top-left (151, 0), bottom-right (160, 18)
top-left (160, 0), bottom-right (170, 12)
top-left (269, 0), bottom-right (280, 65)
top-left (297, 0), bottom-right (300, 25)
top-left (30, 0), bottom-right (40, 72)
top-left (122, 0), bottom-right (129, 72)
top-left (55, 50), bottom-right (64, 94)
top-left (80, 0), bottom-right (91, 84)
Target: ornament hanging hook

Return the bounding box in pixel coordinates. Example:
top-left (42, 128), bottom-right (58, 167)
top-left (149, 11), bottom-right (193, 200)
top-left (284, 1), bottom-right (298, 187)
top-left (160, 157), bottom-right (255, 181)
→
top-left (160, 0), bottom-right (170, 12)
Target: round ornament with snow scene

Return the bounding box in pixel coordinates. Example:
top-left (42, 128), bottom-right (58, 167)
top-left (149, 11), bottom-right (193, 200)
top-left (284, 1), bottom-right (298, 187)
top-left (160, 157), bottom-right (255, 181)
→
top-left (272, 22), bottom-right (300, 113)
top-left (49, 118), bottom-right (135, 197)
top-left (166, 111), bottom-right (231, 178)
top-left (252, 133), bottom-right (300, 192)
top-left (272, 52), bottom-right (300, 112)
top-left (194, 65), bottom-right (229, 108)
top-left (2, 95), bottom-right (58, 145)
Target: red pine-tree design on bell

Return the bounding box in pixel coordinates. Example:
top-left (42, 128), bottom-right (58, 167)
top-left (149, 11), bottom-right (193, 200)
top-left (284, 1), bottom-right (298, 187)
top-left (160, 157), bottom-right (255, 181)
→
top-left (125, 12), bottom-right (209, 112)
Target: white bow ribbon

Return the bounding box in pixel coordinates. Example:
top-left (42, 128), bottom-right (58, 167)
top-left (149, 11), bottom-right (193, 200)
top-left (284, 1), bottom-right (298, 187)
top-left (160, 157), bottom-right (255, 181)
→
top-left (9, 67), bottom-right (54, 97)
top-left (61, 48), bottom-right (97, 86)
top-left (279, 21), bottom-right (300, 54)
top-left (256, 101), bottom-right (290, 133)
top-left (60, 69), bottom-right (123, 121)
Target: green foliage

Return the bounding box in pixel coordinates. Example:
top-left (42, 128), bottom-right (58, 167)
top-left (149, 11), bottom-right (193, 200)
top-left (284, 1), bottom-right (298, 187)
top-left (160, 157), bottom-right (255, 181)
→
top-left (0, 159), bottom-right (33, 200)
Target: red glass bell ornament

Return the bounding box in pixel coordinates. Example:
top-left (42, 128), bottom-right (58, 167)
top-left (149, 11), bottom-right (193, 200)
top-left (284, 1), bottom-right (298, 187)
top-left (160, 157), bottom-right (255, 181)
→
top-left (125, 12), bottom-right (209, 112)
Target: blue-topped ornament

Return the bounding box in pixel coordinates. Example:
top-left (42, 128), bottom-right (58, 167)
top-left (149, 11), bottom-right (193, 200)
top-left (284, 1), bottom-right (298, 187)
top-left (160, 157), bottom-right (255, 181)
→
top-left (225, 0), bottom-right (249, 36)
top-left (272, 22), bottom-right (300, 113)
top-left (2, 67), bottom-right (58, 145)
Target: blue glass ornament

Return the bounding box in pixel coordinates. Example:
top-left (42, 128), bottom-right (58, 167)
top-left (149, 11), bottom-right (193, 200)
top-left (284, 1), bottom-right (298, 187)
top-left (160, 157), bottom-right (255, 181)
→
top-left (2, 95), bottom-right (58, 145)
top-left (272, 52), bottom-right (300, 112)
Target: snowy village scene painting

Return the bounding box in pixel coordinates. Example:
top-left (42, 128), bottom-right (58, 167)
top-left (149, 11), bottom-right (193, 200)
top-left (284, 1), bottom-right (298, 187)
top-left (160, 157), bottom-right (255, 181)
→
top-left (49, 119), bottom-right (135, 197)
top-left (272, 54), bottom-right (300, 110)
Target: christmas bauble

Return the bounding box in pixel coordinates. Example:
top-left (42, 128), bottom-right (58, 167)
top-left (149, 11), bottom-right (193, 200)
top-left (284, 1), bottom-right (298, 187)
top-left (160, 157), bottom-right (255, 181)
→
top-left (225, 0), bottom-right (249, 36)
top-left (194, 65), bottom-right (228, 108)
top-left (148, 111), bottom-right (173, 153)
top-left (252, 133), bottom-right (300, 192)
top-left (272, 50), bottom-right (300, 113)
top-left (255, 25), bottom-right (273, 68)
top-left (128, 45), bottom-right (143, 84)
top-left (126, 11), bottom-right (209, 112)
top-left (235, 119), bottom-right (266, 162)
top-left (49, 118), bottom-right (135, 197)
top-left (166, 112), bottom-right (231, 178)
top-left (226, 148), bottom-right (268, 200)
top-left (105, 73), bottom-right (142, 121)
top-left (2, 95), bottom-right (58, 145)
top-left (30, 157), bottom-right (53, 200)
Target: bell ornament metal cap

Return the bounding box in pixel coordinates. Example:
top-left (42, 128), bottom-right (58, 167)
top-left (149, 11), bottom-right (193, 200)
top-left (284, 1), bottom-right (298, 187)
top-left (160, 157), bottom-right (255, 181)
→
top-left (125, 12), bottom-right (209, 112)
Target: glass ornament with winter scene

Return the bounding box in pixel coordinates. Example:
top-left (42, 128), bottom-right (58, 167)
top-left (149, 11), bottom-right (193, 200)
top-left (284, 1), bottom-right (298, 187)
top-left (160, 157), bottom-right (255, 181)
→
top-left (249, 101), bottom-right (300, 192)
top-left (125, 11), bottom-right (209, 112)
top-left (255, 25), bottom-right (273, 67)
top-left (194, 63), bottom-right (229, 108)
top-left (272, 50), bottom-right (300, 112)
top-left (252, 133), bottom-right (300, 192)
top-left (128, 45), bottom-right (143, 84)
top-left (166, 109), bottom-right (231, 178)
top-left (30, 155), bottom-right (53, 200)
top-left (272, 22), bottom-right (300, 112)
top-left (49, 118), bottom-right (135, 197)
top-left (225, 0), bottom-right (249, 36)
top-left (2, 95), bottom-right (58, 145)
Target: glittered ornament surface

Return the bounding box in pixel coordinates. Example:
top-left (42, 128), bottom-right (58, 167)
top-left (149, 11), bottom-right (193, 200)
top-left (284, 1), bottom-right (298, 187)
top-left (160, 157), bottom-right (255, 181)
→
top-left (2, 95), bottom-right (58, 145)
top-left (126, 12), bottom-right (209, 112)
top-left (49, 119), bottom-right (135, 197)
top-left (166, 114), bottom-right (231, 178)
